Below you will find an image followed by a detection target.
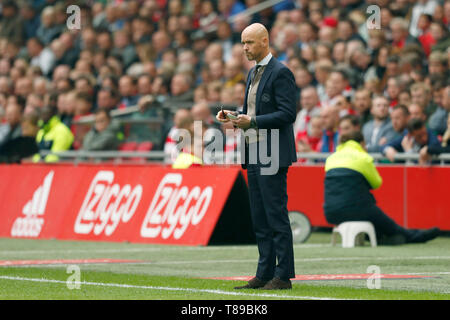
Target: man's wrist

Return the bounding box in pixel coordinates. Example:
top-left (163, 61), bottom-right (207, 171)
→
top-left (250, 117), bottom-right (258, 129)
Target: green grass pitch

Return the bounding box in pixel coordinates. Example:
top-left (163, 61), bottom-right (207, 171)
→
top-left (0, 231), bottom-right (449, 300)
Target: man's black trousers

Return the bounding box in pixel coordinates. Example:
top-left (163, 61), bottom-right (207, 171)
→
top-left (247, 164), bottom-right (295, 281)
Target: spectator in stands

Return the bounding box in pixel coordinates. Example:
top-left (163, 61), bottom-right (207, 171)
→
top-left (24, 93), bottom-right (45, 116)
top-left (171, 116), bottom-right (204, 169)
top-left (338, 114), bottom-right (361, 141)
top-left (191, 101), bottom-right (221, 131)
top-left (224, 58), bottom-right (245, 88)
top-left (420, 113), bottom-right (450, 164)
top-left (165, 73), bottom-right (195, 107)
top-left (332, 95), bottom-right (355, 118)
top-left (0, 111), bottom-right (39, 163)
top-left (164, 108), bottom-right (192, 163)
top-left (0, 1), bottom-right (25, 44)
top-left (57, 32), bottom-right (80, 68)
top-left (127, 95), bottom-right (165, 149)
top-left (296, 115), bottom-right (323, 154)
top-left (408, 103), bottom-right (428, 123)
top-left (386, 76), bottom-right (402, 108)
top-left (390, 17), bottom-right (420, 54)
top-left (353, 88), bottom-right (372, 127)
top-left (383, 118), bottom-right (440, 162)
top-left (294, 86), bottom-right (321, 138)
top-left (82, 108), bottom-right (120, 151)
top-left (324, 130), bottom-right (440, 244)
top-left (389, 104), bottom-right (410, 141)
top-left (118, 75), bottom-right (139, 109)
top-left (36, 6), bottom-right (63, 46)
top-left (410, 82), bottom-right (436, 119)
top-left (26, 37), bottom-right (56, 77)
top-left (111, 29), bottom-right (139, 70)
top-left (319, 105), bottom-right (339, 153)
top-left (137, 74), bottom-right (153, 96)
top-left (97, 87), bottom-right (119, 111)
top-left (362, 96), bottom-right (397, 153)
top-left (0, 102), bottom-right (22, 149)
top-left (314, 59), bottom-right (333, 103)
top-left (20, 2), bottom-right (40, 41)
top-left (428, 85), bottom-right (450, 136)
top-left (33, 105), bottom-right (74, 162)
top-left (323, 70), bottom-right (353, 105)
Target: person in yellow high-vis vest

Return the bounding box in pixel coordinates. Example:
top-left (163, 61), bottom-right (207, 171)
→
top-left (33, 105), bottom-right (74, 163)
top-left (324, 131), bottom-right (440, 245)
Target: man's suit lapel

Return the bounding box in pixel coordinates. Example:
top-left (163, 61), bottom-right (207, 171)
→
top-left (255, 58), bottom-right (275, 114)
top-left (243, 68), bottom-right (252, 114)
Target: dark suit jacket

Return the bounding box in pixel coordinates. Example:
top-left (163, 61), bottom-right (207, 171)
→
top-left (241, 57), bottom-right (297, 168)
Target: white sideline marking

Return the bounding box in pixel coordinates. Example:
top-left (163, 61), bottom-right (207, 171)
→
top-left (0, 275), bottom-right (349, 300)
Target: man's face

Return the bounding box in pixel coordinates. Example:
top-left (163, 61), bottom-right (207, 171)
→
top-left (94, 112), bottom-right (110, 133)
top-left (371, 97), bottom-right (389, 120)
top-left (97, 91), bottom-right (113, 109)
top-left (320, 107), bottom-right (338, 131)
top-left (410, 126), bottom-right (428, 146)
top-left (391, 108), bottom-right (408, 132)
top-left (171, 75), bottom-right (188, 96)
top-left (387, 78), bottom-right (400, 99)
top-left (411, 88), bottom-right (428, 108)
top-left (354, 90), bottom-right (371, 113)
top-left (241, 29), bottom-right (266, 62)
top-left (408, 104), bottom-right (426, 121)
top-left (339, 119), bottom-right (356, 137)
top-left (300, 88), bottom-right (318, 111)
top-left (5, 104), bottom-right (21, 125)
top-left (119, 78), bottom-right (134, 97)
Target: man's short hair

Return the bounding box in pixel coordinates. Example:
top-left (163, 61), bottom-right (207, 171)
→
top-left (407, 118), bottom-right (425, 132)
top-left (339, 114), bottom-right (360, 127)
top-left (340, 131), bottom-right (364, 144)
top-left (392, 104), bottom-right (409, 116)
top-left (95, 107), bottom-right (111, 120)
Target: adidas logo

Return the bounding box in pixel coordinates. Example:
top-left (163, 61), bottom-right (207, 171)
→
top-left (11, 171), bottom-right (54, 237)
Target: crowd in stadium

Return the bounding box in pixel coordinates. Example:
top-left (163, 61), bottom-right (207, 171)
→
top-left (0, 0), bottom-right (449, 164)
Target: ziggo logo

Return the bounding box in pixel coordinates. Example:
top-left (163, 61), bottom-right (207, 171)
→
top-left (74, 172), bottom-right (213, 239)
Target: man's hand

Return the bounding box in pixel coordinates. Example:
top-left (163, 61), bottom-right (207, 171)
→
top-left (384, 146), bottom-right (397, 162)
top-left (216, 109), bottom-right (232, 122)
top-left (232, 114), bottom-right (252, 129)
top-left (419, 146), bottom-right (431, 165)
top-left (401, 135), bottom-right (414, 152)
top-left (378, 136), bottom-right (387, 146)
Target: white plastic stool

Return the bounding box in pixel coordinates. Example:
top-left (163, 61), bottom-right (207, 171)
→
top-left (331, 221), bottom-right (377, 248)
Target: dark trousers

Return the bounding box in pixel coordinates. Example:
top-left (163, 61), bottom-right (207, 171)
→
top-left (247, 164), bottom-right (295, 281)
top-left (325, 204), bottom-right (414, 240)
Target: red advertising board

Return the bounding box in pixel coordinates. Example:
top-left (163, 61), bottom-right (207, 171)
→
top-left (0, 163), bottom-right (449, 246)
top-left (0, 164), bottom-right (242, 245)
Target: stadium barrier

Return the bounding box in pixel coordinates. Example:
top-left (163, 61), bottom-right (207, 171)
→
top-left (0, 164), bottom-right (255, 245)
top-left (0, 158), bottom-right (449, 245)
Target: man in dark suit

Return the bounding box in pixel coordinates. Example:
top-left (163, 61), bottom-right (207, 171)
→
top-left (216, 23), bottom-right (297, 290)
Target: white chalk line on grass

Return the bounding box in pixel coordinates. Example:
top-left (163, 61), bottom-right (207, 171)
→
top-left (0, 275), bottom-right (349, 300)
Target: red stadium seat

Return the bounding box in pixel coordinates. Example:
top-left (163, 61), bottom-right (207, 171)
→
top-left (118, 142), bottom-right (138, 151)
top-left (136, 141), bottom-right (153, 152)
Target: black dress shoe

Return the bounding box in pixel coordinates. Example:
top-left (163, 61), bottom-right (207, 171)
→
top-left (234, 277), bottom-right (268, 289)
top-left (408, 227), bottom-right (440, 243)
top-left (260, 277), bottom-right (292, 290)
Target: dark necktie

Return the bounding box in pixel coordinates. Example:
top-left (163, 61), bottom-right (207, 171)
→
top-left (250, 65), bottom-right (261, 86)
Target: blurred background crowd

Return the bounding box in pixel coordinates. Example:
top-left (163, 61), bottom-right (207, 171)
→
top-left (0, 0), bottom-right (449, 164)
